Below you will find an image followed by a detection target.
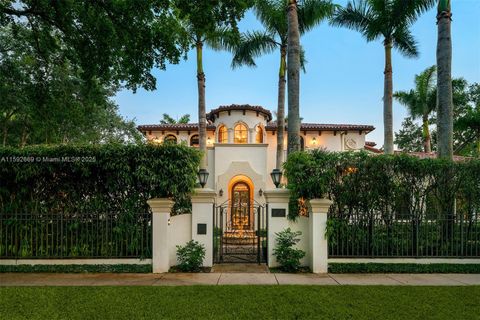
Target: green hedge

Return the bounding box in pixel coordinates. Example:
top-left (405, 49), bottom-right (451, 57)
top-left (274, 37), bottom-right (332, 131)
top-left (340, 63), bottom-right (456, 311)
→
top-left (328, 263), bottom-right (480, 273)
top-left (284, 151), bottom-right (480, 258)
top-left (0, 144), bottom-right (201, 259)
top-left (0, 264), bottom-right (152, 273)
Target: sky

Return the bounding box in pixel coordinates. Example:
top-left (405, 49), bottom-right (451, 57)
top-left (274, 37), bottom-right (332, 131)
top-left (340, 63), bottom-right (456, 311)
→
top-left (114, 0), bottom-right (480, 146)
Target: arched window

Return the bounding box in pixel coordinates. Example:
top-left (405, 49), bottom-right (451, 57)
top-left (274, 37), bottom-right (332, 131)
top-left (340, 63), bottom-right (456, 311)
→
top-left (234, 123), bottom-right (248, 143)
top-left (255, 126), bottom-right (263, 143)
top-left (300, 136), bottom-right (305, 151)
top-left (190, 134), bottom-right (199, 147)
top-left (164, 134), bottom-right (177, 144)
top-left (217, 125), bottom-right (227, 143)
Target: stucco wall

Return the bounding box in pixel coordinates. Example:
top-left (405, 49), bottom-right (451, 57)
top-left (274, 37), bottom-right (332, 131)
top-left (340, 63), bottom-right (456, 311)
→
top-left (167, 214), bottom-right (192, 267)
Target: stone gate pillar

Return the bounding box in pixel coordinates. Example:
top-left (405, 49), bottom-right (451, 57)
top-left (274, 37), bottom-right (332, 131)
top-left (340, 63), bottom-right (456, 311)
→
top-left (309, 198), bottom-right (333, 273)
top-left (191, 188), bottom-right (216, 267)
top-left (147, 198), bottom-right (174, 273)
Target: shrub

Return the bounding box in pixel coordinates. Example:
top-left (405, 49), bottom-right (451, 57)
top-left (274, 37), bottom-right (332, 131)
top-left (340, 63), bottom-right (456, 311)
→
top-left (176, 240), bottom-right (206, 272)
top-left (273, 228), bottom-right (306, 272)
top-left (0, 143), bottom-right (201, 259)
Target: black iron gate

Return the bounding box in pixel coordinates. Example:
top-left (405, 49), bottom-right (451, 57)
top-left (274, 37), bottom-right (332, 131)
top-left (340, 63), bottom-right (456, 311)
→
top-left (213, 201), bottom-right (268, 264)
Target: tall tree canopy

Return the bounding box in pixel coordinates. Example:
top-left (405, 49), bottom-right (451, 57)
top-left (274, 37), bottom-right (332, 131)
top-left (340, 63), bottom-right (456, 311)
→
top-left (1, 0), bottom-right (188, 90)
top-left (331, 0), bottom-right (435, 154)
top-left (0, 25), bottom-right (141, 146)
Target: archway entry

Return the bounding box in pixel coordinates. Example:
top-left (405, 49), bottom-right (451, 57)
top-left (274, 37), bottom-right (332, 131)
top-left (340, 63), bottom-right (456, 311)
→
top-left (213, 176), bottom-right (267, 264)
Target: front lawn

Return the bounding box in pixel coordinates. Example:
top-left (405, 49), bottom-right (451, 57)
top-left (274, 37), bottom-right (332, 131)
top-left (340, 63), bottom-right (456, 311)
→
top-left (1, 286), bottom-right (479, 319)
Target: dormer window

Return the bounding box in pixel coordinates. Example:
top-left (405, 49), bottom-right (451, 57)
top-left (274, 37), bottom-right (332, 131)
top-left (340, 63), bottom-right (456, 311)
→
top-left (255, 126), bottom-right (263, 143)
top-left (234, 123), bottom-right (248, 143)
top-left (218, 125), bottom-right (227, 143)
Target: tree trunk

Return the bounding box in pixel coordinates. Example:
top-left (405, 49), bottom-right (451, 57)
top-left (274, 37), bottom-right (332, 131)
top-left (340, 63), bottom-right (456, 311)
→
top-left (436, 4), bottom-right (453, 160)
top-left (287, 0), bottom-right (301, 155)
top-left (276, 45), bottom-right (287, 169)
top-left (422, 114), bottom-right (432, 153)
top-left (196, 41), bottom-right (207, 170)
top-left (383, 39), bottom-right (394, 154)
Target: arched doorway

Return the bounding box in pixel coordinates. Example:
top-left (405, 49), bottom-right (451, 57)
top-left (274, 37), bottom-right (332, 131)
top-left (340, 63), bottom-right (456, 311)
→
top-left (230, 181), bottom-right (251, 230)
top-left (213, 175), bottom-right (267, 264)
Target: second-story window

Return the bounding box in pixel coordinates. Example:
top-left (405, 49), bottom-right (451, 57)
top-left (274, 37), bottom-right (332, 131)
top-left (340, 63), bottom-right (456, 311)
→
top-left (255, 126), bottom-right (263, 143)
top-left (218, 125), bottom-right (227, 143)
top-left (164, 134), bottom-right (177, 144)
top-left (234, 123), bottom-right (248, 143)
top-left (190, 134), bottom-right (199, 147)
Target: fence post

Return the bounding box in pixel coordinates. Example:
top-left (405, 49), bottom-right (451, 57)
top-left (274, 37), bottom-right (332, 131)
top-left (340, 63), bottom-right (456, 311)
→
top-left (310, 198), bottom-right (333, 273)
top-left (147, 198), bottom-right (174, 273)
top-left (191, 188), bottom-right (216, 267)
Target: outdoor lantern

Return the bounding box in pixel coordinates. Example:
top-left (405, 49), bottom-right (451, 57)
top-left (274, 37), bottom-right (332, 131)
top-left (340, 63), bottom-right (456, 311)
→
top-left (198, 169), bottom-right (209, 188)
top-left (312, 137), bottom-right (317, 145)
top-left (270, 169), bottom-right (282, 188)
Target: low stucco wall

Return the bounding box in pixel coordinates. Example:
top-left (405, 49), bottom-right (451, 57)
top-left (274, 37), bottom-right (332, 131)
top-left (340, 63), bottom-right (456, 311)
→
top-left (167, 213), bottom-right (192, 267)
top-left (268, 215), bottom-right (310, 268)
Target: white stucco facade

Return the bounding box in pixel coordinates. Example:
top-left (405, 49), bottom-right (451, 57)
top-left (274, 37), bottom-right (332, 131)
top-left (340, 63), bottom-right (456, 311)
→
top-left (138, 104), bottom-right (375, 203)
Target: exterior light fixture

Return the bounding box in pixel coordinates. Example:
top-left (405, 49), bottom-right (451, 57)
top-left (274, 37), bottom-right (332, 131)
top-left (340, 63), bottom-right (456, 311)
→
top-left (312, 137), bottom-right (317, 145)
top-left (207, 137), bottom-right (212, 145)
top-left (218, 189), bottom-right (224, 197)
top-left (270, 169), bottom-right (282, 188)
top-left (259, 188), bottom-right (263, 196)
top-left (197, 169), bottom-right (209, 188)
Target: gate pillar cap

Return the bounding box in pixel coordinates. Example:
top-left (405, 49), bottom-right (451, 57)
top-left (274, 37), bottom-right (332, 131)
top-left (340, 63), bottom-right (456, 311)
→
top-left (148, 198), bottom-right (174, 213)
top-left (310, 198), bottom-right (333, 213)
top-left (192, 188), bottom-right (216, 203)
top-left (263, 189), bottom-right (290, 203)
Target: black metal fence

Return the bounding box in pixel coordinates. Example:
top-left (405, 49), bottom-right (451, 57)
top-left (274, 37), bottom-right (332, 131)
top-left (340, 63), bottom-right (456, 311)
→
top-left (328, 212), bottom-right (480, 258)
top-left (0, 212), bottom-right (152, 259)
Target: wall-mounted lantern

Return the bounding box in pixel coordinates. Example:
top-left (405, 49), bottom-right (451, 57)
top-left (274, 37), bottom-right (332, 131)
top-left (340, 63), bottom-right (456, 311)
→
top-left (197, 169), bottom-right (209, 188)
top-left (270, 169), bottom-right (282, 188)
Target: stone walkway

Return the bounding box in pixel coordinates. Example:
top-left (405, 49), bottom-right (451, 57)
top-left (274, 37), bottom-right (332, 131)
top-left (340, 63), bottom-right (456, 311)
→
top-left (1, 272), bottom-right (479, 286)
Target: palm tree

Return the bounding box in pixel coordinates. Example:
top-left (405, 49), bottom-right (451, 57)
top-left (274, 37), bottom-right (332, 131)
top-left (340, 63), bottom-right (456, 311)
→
top-left (394, 66), bottom-right (436, 153)
top-left (160, 113), bottom-right (191, 124)
top-left (436, 0), bottom-right (453, 159)
top-left (173, 1), bottom-right (249, 170)
top-left (331, 0), bottom-right (435, 154)
top-left (287, 0), bottom-right (301, 155)
top-left (231, 0), bottom-right (334, 168)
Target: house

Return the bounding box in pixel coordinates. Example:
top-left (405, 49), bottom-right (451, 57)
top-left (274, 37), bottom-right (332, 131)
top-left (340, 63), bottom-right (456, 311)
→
top-left (138, 104), bottom-right (375, 263)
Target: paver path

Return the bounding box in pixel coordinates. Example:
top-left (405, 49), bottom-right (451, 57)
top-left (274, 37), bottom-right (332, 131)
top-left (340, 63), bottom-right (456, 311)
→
top-left (1, 273), bottom-right (479, 286)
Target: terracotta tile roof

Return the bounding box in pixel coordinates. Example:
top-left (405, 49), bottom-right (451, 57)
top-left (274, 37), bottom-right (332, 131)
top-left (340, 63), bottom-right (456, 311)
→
top-left (364, 145), bottom-right (383, 153)
top-left (137, 123), bottom-right (215, 132)
top-left (395, 151), bottom-right (471, 162)
top-left (207, 104), bottom-right (273, 121)
top-left (365, 141), bottom-right (377, 146)
top-left (266, 123), bottom-right (375, 132)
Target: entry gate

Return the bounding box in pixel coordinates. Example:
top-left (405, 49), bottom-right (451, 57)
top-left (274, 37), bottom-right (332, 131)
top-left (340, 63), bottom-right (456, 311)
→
top-left (213, 201), bottom-right (268, 264)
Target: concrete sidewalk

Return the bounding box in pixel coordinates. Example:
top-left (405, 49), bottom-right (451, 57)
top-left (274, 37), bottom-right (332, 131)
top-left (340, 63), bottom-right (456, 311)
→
top-left (1, 272), bottom-right (479, 286)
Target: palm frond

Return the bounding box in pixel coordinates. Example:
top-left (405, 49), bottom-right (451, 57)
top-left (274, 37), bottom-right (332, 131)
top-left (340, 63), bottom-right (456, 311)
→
top-left (330, 0), bottom-right (382, 42)
top-left (204, 26), bottom-right (240, 52)
top-left (392, 25), bottom-right (418, 58)
top-left (254, 0), bottom-right (288, 37)
top-left (392, 0), bottom-right (436, 26)
top-left (300, 45), bottom-right (307, 73)
top-left (298, 0), bottom-right (336, 34)
top-left (394, 90), bottom-right (422, 118)
top-left (414, 65), bottom-right (436, 108)
top-left (231, 30), bottom-right (278, 69)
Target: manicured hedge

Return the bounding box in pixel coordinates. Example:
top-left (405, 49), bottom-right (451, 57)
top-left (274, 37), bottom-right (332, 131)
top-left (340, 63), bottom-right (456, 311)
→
top-left (0, 264), bottom-right (152, 273)
top-left (284, 151), bottom-right (480, 258)
top-left (0, 144), bottom-right (201, 259)
top-left (328, 263), bottom-right (480, 273)
top-left (0, 143), bottom-right (201, 214)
